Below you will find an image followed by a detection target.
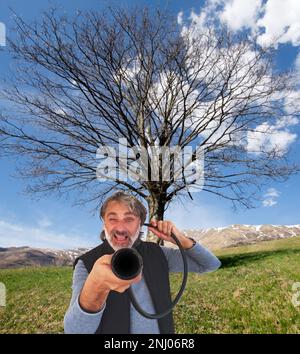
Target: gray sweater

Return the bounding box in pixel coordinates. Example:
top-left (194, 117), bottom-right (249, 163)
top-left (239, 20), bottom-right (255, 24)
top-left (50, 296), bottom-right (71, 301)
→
top-left (64, 242), bottom-right (221, 334)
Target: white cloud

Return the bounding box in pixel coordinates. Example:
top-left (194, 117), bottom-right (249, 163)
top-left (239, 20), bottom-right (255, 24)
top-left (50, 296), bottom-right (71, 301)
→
top-left (54, 108), bottom-right (66, 116)
top-left (220, 0), bottom-right (262, 31)
top-left (284, 90), bottom-right (300, 116)
top-left (263, 198), bottom-right (277, 207)
top-left (177, 4), bottom-right (299, 156)
top-left (0, 218), bottom-right (95, 250)
top-left (275, 115), bottom-right (299, 129)
top-left (246, 121), bottom-right (297, 156)
top-left (70, 79), bottom-right (79, 87)
top-left (180, 1), bottom-right (221, 38)
top-left (262, 187), bottom-right (280, 207)
top-left (183, 1), bottom-right (300, 48)
top-left (177, 11), bottom-right (183, 25)
top-left (257, 0), bottom-right (300, 47)
top-left (218, 0), bottom-right (300, 47)
top-left (264, 187), bottom-right (279, 198)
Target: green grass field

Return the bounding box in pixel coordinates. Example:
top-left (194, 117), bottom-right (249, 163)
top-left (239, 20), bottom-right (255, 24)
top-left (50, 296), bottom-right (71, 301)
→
top-left (0, 237), bottom-right (299, 333)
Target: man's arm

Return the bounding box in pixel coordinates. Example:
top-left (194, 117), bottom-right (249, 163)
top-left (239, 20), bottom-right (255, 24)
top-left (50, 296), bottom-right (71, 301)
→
top-left (160, 242), bottom-right (222, 273)
top-left (64, 260), bottom-right (106, 334)
top-left (147, 219), bottom-right (221, 273)
top-left (64, 255), bottom-right (141, 334)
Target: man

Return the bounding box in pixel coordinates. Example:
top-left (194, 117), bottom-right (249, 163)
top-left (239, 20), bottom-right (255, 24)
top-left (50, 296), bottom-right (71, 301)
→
top-left (64, 191), bottom-right (221, 334)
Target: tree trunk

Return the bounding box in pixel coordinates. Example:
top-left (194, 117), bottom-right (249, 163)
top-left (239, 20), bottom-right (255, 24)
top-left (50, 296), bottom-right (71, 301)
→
top-left (146, 193), bottom-right (166, 245)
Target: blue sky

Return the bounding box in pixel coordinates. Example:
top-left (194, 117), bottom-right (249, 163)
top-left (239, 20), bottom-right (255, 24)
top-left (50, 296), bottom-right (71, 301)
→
top-left (0, 0), bottom-right (299, 249)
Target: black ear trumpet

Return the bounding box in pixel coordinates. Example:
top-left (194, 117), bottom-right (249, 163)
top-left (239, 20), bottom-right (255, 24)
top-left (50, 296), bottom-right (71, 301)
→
top-left (111, 247), bottom-right (143, 280)
top-left (109, 222), bottom-right (189, 319)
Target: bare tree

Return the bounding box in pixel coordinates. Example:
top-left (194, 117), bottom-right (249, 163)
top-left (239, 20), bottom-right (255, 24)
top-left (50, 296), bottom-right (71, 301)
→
top-left (0, 7), bottom-right (298, 242)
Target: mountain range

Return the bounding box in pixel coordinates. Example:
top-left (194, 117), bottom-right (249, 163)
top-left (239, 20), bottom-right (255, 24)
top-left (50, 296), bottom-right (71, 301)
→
top-left (0, 224), bottom-right (299, 268)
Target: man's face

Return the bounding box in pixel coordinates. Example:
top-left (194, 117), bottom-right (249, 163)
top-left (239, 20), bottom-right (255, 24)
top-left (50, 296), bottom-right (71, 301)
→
top-left (103, 200), bottom-right (141, 250)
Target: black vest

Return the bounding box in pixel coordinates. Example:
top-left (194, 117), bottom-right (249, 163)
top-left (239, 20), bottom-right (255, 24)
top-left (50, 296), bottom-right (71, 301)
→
top-left (74, 239), bottom-right (175, 334)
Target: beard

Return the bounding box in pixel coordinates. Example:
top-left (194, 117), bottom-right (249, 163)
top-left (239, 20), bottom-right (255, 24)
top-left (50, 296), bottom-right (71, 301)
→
top-left (104, 225), bottom-right (141, 251)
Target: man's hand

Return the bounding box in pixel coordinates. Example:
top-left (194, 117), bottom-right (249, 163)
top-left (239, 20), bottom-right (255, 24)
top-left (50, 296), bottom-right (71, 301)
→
top-left (147, 219), bottom-right (194, 250)
top-left (92, 254), bottom-right (142, 293)
top-left (79, 254), bottom-right (142, 313)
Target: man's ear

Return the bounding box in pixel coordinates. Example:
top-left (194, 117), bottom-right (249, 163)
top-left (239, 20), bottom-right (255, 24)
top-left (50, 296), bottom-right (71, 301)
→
top-left (100, 230), bottom-right (106, 241)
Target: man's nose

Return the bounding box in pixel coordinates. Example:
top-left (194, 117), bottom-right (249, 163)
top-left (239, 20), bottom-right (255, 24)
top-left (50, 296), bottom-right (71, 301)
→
top-left (115, 228), bottom-right (127, 234)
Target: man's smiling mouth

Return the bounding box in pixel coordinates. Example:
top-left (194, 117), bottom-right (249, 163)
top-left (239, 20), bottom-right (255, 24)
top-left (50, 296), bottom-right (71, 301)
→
top-left (114, 234), bottom-right (129, 242)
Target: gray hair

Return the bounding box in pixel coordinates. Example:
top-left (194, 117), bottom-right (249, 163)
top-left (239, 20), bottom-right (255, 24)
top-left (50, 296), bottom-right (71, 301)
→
top-left (100, 190), bottom-right (147, 224)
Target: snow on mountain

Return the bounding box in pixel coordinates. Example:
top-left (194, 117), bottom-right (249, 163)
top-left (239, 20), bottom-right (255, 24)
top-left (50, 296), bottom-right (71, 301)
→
top-left (0, 224), bottom-right (299, 268)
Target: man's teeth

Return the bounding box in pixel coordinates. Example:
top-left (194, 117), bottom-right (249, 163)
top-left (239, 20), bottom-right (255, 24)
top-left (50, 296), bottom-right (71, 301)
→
top-left (114, 235), bottom-right (128, 241)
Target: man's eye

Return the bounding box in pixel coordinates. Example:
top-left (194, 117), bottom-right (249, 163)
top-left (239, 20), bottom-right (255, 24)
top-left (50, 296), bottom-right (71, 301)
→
top-left (108, 218), bottom-right (134, 222)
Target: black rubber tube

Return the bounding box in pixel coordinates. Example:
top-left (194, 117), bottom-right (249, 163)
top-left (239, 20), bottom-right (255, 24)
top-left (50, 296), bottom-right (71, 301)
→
top-left (128, 222), bottom-right (188, 319)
